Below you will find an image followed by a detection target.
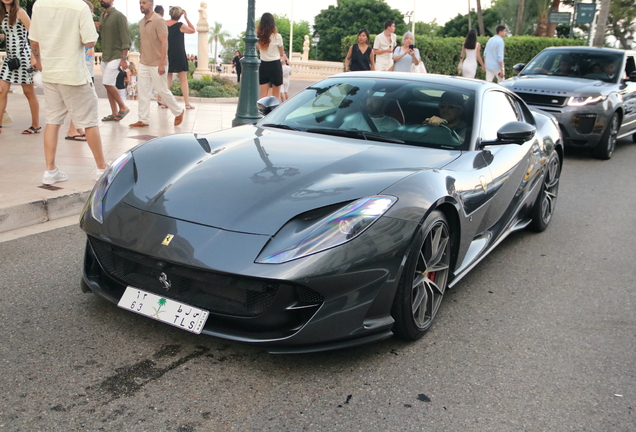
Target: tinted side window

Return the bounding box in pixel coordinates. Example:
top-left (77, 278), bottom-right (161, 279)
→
top-left (626, 55), bottom-right (635, 77)
top-left (480, 91), bottom-right (519, 141)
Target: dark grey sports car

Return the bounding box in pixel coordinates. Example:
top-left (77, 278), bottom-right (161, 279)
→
top-left (80, 73), bottom-right (563, 353)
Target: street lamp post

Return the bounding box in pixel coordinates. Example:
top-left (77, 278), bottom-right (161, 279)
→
top-left (232, 0), bottom-right (261, 127)
top-left (313, 33), bottom-right (320, 61)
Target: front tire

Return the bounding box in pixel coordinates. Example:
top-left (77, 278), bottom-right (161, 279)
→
top-left (528, 155), bottom-right (561, 232)
top-left (392, 211), bottom-right (451, 341)
top-left (593, 113), bottom-right (619, 160)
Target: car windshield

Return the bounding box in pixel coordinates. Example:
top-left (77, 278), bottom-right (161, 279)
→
top-left (520, 50), bottom-right (624, 83)
top-left (260, 77), bottom-right (476, 150)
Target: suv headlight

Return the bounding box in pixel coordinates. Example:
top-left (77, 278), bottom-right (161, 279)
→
top-left (567, 95), bottom-right (605, 106)
top-left (256, 196), bottom-right (397, 264)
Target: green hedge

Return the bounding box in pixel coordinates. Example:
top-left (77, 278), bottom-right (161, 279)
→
top-left (170, 74), bottom-right (240, 98)
top-left (341, 35), bottom-right (585, 79)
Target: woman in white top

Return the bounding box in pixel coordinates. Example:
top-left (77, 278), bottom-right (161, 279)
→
top-left (392, 32), bottom-right (421, 72)
top-left (257, 13), bottom-right (287, 99)
top-left (459, 29), bottom-right (485, 79)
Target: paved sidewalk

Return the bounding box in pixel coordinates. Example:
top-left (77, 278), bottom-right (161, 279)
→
top-left (0, 91), bottom-right (239, 234)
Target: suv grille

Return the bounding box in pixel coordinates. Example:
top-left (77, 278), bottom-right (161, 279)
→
top-left (516, 93), bottom-right (568, 107)
top-left (87, 236), bottom-right (323, 318)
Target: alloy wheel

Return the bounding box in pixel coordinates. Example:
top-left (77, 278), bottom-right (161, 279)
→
top-left (540, 156), bottom-right (560, 225)
top-left (411, 220), bottom-right (450, 330)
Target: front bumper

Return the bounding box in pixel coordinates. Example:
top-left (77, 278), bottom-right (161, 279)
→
top-left (529, 103), bottom-right (610, 148)
top-left (80, 204), bottom-right (416, 352)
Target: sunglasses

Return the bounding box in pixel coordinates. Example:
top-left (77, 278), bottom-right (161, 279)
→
top-left (439, 104), bottom-right (461, 110)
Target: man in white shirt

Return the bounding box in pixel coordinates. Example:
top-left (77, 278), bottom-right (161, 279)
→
top-left (341, 96), bottom-right (400, 133)
top-left (29, 0), bottom-right (107, 185)
top-left (373, 20), bottom-right (396, 72)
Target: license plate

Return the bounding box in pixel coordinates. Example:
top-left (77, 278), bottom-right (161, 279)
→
top-left (118, 287), bottom-right (209, 334)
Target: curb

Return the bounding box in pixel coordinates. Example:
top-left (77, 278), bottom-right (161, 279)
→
top-left (0, 191), bottom-right (90, 234)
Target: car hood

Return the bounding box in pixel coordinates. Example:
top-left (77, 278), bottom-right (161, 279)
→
top-left (503, 75), bottom-right (612, 95)
top-left (122, 127), bottom-right (460, 235)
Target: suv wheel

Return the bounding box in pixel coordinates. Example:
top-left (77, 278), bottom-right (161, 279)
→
top-left (593, 113), bottom-right (619, 160)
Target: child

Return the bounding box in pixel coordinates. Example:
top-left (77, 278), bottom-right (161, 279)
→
top-left (281, 60), bottom-right (292, 102)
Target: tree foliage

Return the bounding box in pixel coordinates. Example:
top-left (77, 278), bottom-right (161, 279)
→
top-left (436, 9), bottom-right (503, 37)
top-left (129, 23), bottom-right (140, 52)
top-left (608, 0), bottom-right (636, 48)
top-left (313, 0), bottom-right (406, 61)
top-left (209, 21), bottom-right (231, 60)
top-left (266, 15), bottom-right (312, 56)
top-left (414, 21), bottom-right (441, 39)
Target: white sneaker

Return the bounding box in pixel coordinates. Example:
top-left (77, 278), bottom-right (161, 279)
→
top-left (42, 169), bottom-right (68, 185)
top-left (94, 168), bottom-right (106, 182)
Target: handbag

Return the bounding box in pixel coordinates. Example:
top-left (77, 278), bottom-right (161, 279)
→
top-left (6, 57), bottom-right (21, 71)
top-left (411, 63), bottom-right (427, 74)
top-left (457, 60), bottom-right (464, 75)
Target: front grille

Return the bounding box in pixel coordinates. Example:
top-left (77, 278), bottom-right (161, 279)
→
top-left (517, 93), bottom-right (567, 107)
top-left (88, 236), bottom-right (323, 319)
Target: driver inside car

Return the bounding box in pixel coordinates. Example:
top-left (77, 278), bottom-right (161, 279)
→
top-left (424, 91), bottom-right (468, 143)
top-left (340, 96), bottom-right (401, 133)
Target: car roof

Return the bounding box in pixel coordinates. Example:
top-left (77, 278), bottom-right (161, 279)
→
top-left (541, 46), bottom-right (636, 56)
top-left (329, 72), bottom-right (502, 93)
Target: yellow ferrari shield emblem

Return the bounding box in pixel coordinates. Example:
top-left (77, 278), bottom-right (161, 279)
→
top-left (161, 234), bottom-right (174, 246)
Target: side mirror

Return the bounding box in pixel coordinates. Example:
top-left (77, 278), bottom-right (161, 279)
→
top-left (512, 63), bottom-right (526, 75)
top-left (257, 96), bottom-right (280, 116)
top-left (479, 121), bottom-right (536, 148)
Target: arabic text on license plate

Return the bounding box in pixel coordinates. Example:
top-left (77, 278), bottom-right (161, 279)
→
top-left (118, 287), bottom-right (209, 334)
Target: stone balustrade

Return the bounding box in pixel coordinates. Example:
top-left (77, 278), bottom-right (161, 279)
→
top-left (1, 51), bottom-right (344, 81)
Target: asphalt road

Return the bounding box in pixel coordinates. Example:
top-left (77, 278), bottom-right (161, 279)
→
top-left (1, 139), bottom-right (635, 431)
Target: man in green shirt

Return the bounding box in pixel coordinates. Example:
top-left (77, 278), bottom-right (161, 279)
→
top-left (97, 0), bottom-right (130, 121)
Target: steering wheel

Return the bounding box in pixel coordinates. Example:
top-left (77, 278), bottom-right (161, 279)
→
top-left (438, 123), bottom-right (462, 143)
top-left (409, 123), bottom-right (461, 146)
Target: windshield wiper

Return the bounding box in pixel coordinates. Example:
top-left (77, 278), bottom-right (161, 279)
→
top-left (306, 128), bottom-right (404, 144)
top-left (262, 123), bottom-right (301, 131)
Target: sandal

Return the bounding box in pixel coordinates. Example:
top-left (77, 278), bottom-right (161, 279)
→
top-left (115, 109), bottom-right (130, 120)
top-left (185, 104), bottom-right (195, 109)
top-left (65, 134), bottom-right (87, 141)
top-left (22, 126), bottom-right (42, 134)
top-left (102, 114), bottom-right (118, 121)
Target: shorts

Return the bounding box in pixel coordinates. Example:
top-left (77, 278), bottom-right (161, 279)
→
top-left (259, 60), bottom-right (283, 86)
top-left (101, 59), bottom-right (122, 86)
top-left (282, 79), bottom-right (290, 93)
top-left (43, 81), bottom-right (99, 129)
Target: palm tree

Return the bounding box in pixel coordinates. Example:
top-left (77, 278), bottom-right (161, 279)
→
top-left (515, 0), bottom-right (525, 35)
top-left (208, 22), bottom-right (231, 62)
top-left (157, 298), bottom-right (167, 312)
top-left (475, 0), bottom-right (485, 36)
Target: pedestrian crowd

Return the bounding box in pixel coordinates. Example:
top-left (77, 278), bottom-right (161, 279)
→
top-left (0, 0), bottom-right (199, 185)
top-left (2, 1), bottom-right (510, 186)
top-left (342, 19), bottom-right (507, 81)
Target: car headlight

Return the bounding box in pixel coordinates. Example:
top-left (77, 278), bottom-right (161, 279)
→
top-left (567, 95), bottom-right (605, 106)
top-left (256, 195), bottom-right (397, 264)
top-left (89, 152), bottom-right (133, 223)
